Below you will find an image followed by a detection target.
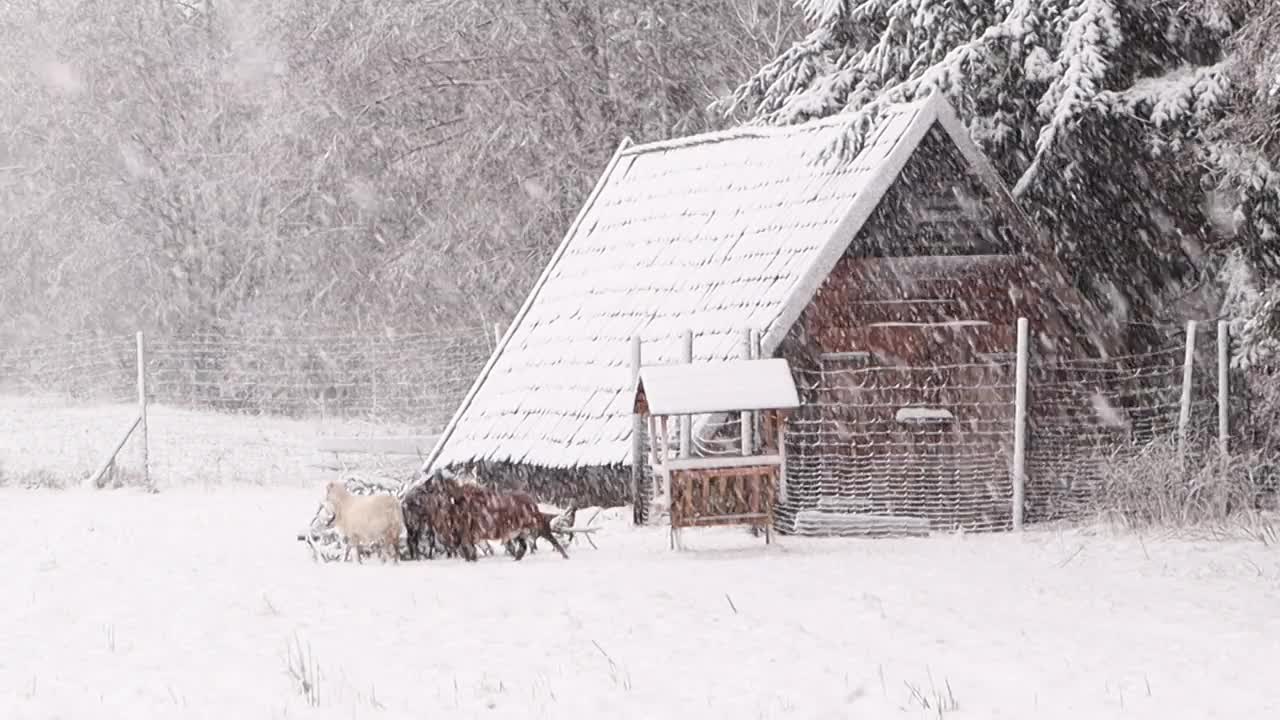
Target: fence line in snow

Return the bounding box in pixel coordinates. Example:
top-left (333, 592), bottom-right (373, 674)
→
top-left (633, 318), bottom-right (1239, 535)
top-left (0, 327), bottom-right (495, 488)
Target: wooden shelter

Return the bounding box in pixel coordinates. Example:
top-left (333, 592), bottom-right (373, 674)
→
top-left (417, 91), bottom-right (1113, 534)
top-left (634, 358), bottom-right (800, 547)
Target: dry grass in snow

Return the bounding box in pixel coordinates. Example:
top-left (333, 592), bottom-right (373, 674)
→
top-left (2, 486), bottom-right (1279, 719)
top-left (1095, 435), bottom-right (1280, 535)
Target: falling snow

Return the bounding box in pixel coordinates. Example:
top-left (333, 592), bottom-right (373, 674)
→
top-left (5, 3), bottom-right (1280, 719)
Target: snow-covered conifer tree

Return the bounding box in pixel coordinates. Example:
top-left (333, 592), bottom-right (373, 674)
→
top-left (725, 0), bottom-right (1279, 358)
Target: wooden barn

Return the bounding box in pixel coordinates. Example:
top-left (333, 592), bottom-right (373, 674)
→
top-left (420, 92), bottom-right (1111, 534)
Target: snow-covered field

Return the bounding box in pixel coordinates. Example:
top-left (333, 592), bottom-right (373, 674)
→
top-left (2, 487), bottom-right (1278, 720)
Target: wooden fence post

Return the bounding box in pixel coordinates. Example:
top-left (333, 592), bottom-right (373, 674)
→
top-left (631, 335), bottom-right (645, 525)
top-left (369, 338), bottom-right (379, 416)
top-left (136, 331), bottom-right (152, 492)
top-left (1218, 320), bottom-right (1230, 461)
top-left (1178, 320), bottom-right (1198, 469)
top-left (1012, 317), bottom-right (1029, 531)
top-left (741, 328), bottom-right (755, 456)
top-left (680, 330), bottom-right (693, 459)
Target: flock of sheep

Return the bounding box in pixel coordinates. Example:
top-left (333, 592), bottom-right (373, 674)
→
top-left (300, 470), bottom-right (576, 564)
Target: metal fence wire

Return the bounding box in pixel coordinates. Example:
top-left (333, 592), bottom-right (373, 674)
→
top-left (0, 321), bottom-right (1246, 531)
top-left (777, 324), bottom-right (1230, 535)
top-left (0, 329), bottom-right (493, 488)
top-left (781, 359), bottom-right (1017, 535)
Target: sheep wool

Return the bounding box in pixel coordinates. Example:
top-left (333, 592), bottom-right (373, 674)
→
top-left (323, 480), bottom-right (405, 563)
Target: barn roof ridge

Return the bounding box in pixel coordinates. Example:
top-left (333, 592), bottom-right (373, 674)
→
top-left (615, 95), bottom-right (937, 158)
top-left (419, 91), bottom-right (1056, 476)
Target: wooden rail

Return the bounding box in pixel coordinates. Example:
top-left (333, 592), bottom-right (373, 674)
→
top-left (669, 464), bottom-right (776, 547)
top-left (316, 435), bottom-right (439, 456)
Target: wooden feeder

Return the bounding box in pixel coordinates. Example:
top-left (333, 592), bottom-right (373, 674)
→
top-left (633, 357), bottom-right (801, 548)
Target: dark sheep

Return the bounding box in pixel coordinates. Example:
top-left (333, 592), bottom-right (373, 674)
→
top-left (402, 471), bottom-right (568, 562)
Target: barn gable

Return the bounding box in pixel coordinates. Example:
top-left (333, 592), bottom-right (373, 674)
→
top-left (790, 122), bottom-right (1104, 367)
top-left (423, 93), bottom-right (1095, 473)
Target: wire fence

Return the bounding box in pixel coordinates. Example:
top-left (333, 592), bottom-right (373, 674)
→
top-left (0, 329), bottom-right (494, 489)
top-left (1022, 327), bottom-right (1220, 522)
top-left (1, 319), bottom-right (1264, 535)
top-left (778, 323), bottom-right (1237, 535)
top-left (782, 359), bottom-right (1017, 534)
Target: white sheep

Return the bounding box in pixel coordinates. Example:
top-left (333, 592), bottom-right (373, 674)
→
top-left (323, 480), bottom-right (405, 564)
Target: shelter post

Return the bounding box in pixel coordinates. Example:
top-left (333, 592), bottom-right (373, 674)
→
top-left (680, 330), bottom-right (693, 459)
top-left (630, 335), bottom-right (645, 525)
top-left (741, 328), bottom-right (755, 455)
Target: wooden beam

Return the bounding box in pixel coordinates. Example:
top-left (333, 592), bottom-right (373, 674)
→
top-left (679, 513), bottom-right (772, 527)
top-left (660, 454), bottom-right (783, 471)
top-left (819, 351), bottom-right (874, 363)
top-left (911, 207), bottom-right (983, 226)
top-left (317, 435), bottom-right (439, 456)
top-left (88, 414), bottom-right (142, 489)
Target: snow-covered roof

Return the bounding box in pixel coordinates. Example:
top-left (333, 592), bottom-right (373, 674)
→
top-left (423, 92), bottom-right (1047, 471)
top-left (634, 359), bottom-right (800, 416)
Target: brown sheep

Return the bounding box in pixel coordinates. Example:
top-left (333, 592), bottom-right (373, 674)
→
top-left (404, 473), bottom-right (568, 562)
top-left (324, 481), bottom-right (405, 563)
top-left (450, 483), bottom-right (569, 562)
top-left (402, 481), bottom-right (469, 560)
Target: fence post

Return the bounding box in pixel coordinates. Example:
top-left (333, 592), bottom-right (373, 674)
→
top-left (1178, 320), bottom-right (1198, 469)
top-left (493, 323), bottom-right (502, 349)
top-left (136, 331), bottom-right (152, 492)
top-left (1012, 317), bottom-right (1029, 531)
top-left (680, 330), bottom-right (693, 459)
top-left (741, 328), bottom-right (755, 455)
top-left (369, 337), bottom-right (379, 417)
top-left (630, 335), bottom-right (645, 526)
top-left (1218, 320), bottom-right (1230, 461)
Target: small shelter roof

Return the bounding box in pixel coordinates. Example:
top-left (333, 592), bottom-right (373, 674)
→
top-left (634, 358), bottom-right (800, 416)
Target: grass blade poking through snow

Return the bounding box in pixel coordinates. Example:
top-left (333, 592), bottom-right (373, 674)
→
top-left (285, 634), bottom-right (321, 707)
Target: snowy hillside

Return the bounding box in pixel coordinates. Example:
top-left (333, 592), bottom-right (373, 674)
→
top-left (2, 487), bottom-right (1277, 719)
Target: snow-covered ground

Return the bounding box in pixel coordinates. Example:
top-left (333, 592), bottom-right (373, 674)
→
top-left (2, 487), bottom-right (1278, 720)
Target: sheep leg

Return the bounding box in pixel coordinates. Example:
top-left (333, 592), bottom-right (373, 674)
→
top-left (510, 536), bottom-right (528, 561)
top-left (538, 519), bottom-right (570, 560)
top-left (405, 524), bottom-right (420, 561)
top-left (464, 532), bottom-right (479, 562)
